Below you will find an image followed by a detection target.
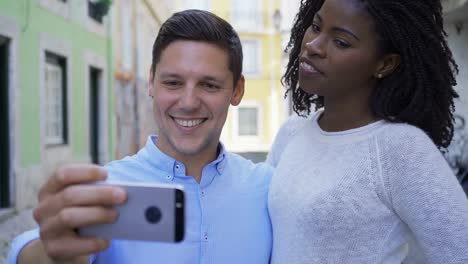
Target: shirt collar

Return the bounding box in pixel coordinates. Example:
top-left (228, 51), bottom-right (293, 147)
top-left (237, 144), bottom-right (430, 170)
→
top-left (139, 135), bottom-right (227, 182)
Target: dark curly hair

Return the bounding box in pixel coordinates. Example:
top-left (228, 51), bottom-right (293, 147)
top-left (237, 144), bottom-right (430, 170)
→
top-left (283, 0), bottom-right (459, 149)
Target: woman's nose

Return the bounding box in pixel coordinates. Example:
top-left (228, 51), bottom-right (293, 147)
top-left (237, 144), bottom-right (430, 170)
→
top-left (304, 35), bottom-right (326, 58)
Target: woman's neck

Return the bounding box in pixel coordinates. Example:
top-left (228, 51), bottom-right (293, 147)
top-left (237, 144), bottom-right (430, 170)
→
top-left (319, 97), bottom-right (379, 132)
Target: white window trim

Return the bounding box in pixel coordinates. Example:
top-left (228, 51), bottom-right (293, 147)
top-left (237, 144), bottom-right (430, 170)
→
top-left (84, 51), bottom-right (109, 164)
top-left (39, 33), bottom-right (73, 161)
top-left (44, 61), bottom-right (65, 144)
top-left (230, 0), bottom-right (263, 33)
top-left (232, 101), bottom-right (263, 151)
top-left (37, 0), bottom-right (72, 21)
top-left (183, 0), bottom-right (213, 11)
top-left (0, 16), bottom-right (20, 207)
top-left (242, 38), bottom-right (262, 78)
top-left (84, 0), bottom-right (108, 38)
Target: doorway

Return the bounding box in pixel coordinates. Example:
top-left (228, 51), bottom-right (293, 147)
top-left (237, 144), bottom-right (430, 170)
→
top-left (89, 67), bottom-right (102, 164)
top-left (0, 36), bottom-right (10, 208)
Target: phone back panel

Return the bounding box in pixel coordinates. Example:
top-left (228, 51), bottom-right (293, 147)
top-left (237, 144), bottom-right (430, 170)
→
top-left (80, 182), bottom-right (184, 242)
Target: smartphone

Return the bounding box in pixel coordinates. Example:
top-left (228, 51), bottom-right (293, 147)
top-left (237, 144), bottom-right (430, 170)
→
top-left (79, 181), bottom-right (185, 243)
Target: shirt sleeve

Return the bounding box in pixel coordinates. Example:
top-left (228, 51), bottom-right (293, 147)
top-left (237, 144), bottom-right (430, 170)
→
top-left (7, 228), bottom-right (98, 264)
top-left (381, 130), bottom-right (468, 263)
top-left (7, 228), bottom-right (40, 264)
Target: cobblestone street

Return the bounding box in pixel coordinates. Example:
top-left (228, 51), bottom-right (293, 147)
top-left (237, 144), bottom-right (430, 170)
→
top-left (0, 209), bottom-right (36, 264)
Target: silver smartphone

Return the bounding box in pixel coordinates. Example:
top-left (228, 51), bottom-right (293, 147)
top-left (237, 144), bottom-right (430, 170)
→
top-left (79, 181), bottom-right (185, 243)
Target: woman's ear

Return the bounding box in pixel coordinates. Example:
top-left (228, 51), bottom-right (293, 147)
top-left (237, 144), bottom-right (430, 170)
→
top-left (230, 75), bottom-right (245, 106)
top-left (374, 54), bottom-right (401, 79)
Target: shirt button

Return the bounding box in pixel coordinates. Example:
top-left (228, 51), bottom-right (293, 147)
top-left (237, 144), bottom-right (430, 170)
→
top-left (166, 175), bottom-right (171, 179)
top-left (201, 190), bottom-right (205, 197)
top-left (203, 232), bottom-right (208, 241)
top-left (175, 165), bottom-right (180, 170)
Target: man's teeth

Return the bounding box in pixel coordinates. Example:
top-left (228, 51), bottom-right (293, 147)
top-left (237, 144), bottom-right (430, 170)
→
top-left (175, 119), bottom-right (204, 127)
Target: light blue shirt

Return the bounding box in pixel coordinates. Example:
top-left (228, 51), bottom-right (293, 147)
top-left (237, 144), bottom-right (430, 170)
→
top-left (8, 136), bottom-right (273, 264)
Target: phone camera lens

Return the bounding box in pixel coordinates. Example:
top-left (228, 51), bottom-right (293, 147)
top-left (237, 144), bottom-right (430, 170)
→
top-left (145, 206), bottom-right (162, 224)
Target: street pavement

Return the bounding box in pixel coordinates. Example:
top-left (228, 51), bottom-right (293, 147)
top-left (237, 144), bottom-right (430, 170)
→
top-left (0, 208), bottom-right (36, 264)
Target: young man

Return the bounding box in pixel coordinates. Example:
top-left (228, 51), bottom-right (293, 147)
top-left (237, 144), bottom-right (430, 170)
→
top-left (8, 10), bottom-right (272, 264)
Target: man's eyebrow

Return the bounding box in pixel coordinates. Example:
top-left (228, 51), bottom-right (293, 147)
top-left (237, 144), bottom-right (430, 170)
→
top-left (158, 72), bottom-right (225, 83)
top-left (315, 13), bottom-right (361, 42)
top-left (158, 72), bottom-right (180, 78)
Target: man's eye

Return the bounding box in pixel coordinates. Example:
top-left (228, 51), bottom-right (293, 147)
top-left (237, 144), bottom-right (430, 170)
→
top-left (163, 80), bottom-right (181, 87)
top-left (202, 82), bottom-right (220, 91)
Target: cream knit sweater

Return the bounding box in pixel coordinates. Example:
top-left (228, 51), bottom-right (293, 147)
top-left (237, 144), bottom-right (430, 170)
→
top-left (267, 112), bottom-right (468, 264)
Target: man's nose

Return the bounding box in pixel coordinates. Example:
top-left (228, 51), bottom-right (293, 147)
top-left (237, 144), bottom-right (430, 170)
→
top-left (178, 85), bottom-right (201, 111)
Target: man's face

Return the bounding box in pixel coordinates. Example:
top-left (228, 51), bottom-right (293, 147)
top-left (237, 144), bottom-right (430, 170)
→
top-left (149, 40), bottom-right (244, 161)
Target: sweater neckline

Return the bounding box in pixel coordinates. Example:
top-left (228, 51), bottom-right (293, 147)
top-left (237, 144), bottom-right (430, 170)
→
top-left (309, 110), bottom-right (386, 143)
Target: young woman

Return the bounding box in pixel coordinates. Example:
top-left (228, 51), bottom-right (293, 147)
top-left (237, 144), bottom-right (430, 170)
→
top-left (267, 0), bottom-right (468, 263)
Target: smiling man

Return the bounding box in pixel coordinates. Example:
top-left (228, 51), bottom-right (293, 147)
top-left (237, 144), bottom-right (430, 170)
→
top-left (8, 10), bottom-right (272, 264)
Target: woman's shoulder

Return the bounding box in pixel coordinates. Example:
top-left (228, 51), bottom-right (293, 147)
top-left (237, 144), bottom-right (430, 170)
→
top-left (375, 121), bottom-right (441, 162)
top-left (277, 112), bottom-right (315, 138)
top-left (266, 112), bottom-right (316, 166)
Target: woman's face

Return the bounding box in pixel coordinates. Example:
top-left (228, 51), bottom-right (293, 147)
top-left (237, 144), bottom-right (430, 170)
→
top-left (299, 0), bottom-right (383, 103)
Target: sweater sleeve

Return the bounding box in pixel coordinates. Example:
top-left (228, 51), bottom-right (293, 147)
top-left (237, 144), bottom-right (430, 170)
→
top-left (380, 127), bottom-right (468, 263)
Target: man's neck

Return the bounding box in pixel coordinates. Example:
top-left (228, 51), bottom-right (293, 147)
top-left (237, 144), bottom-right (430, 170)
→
top-left (155, 139), bottom-right (220, 183)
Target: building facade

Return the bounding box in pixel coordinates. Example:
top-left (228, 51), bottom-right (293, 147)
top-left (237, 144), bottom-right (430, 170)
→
top-left (179, 0), bottom-right (285, 161)
top-left (0, 0), bottom-right (113, 210)
top-left (112, 0), bottom-right (175, 159)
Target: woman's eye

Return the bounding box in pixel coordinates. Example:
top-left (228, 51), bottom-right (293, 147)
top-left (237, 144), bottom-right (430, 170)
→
top-left (311, 23), bottom-right (320, 33)
top-left (334, 39), bottom-right (351, 49)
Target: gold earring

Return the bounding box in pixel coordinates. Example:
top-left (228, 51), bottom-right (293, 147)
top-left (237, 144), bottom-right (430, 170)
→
top-left (377, 73), bottom-right (383, 79)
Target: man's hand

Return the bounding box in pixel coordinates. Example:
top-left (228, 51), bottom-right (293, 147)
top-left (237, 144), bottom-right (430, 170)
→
top-left (19, 164), bottom-right (127, 264)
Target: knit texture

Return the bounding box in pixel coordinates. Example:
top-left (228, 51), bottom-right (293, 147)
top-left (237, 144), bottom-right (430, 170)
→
top-left (267, 112), bottom-right (468, 264)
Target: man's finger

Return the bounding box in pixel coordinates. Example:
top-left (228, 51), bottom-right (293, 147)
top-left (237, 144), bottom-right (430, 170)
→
top-left (38, 164), bottom-right (107, 201)
top-left (39, 206), bottom-right (119, 239)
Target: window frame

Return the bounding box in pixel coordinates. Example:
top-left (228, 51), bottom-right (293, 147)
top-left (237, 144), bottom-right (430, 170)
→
top-left (241, 38), bottom-right (262, 77)
top-left (232, 101), bottom-right (263, 144)
top-left (230, 0), bottom-right (263, 32)
top-left (44, 52), bottom-right (68, 146)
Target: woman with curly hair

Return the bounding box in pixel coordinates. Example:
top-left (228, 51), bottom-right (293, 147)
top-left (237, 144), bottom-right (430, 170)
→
top-left (266, 0), bottom-right (468, 262)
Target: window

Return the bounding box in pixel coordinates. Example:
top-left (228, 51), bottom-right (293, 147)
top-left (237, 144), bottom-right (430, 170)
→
top-left (232, 0), bottom-right (261, 31)
top-left (45, 52), bottom-right (68, 145)
top-left (88, 0), bottom-right (109, 24)
top-left (242, 39), bottom-right (261, 76)
top-left (183, 0), bottom-right (210, 10)
top-left (238, 107), bottom-right (259, 136)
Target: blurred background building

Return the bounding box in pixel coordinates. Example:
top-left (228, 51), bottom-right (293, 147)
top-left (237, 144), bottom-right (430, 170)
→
top-left (0, 0), bottom-right (114, 210)
top-left (111, 0), bottom-right (174, 159)
top-left (175, 0), bottom-right (286, 163)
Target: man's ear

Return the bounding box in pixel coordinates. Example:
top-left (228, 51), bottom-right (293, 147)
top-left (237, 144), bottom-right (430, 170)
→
top-left (374, 53), bottom-right (401, 79)
top-left (230, 75), bottom-right (245, 106)
top-left (149, 67), bottom-right (155, 97)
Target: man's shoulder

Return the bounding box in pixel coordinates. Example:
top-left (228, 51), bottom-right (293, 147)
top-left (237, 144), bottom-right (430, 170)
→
top-left (223, 152), bottom-right (273, 185)
top-left (225, 152), bottom-right (273, 171)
